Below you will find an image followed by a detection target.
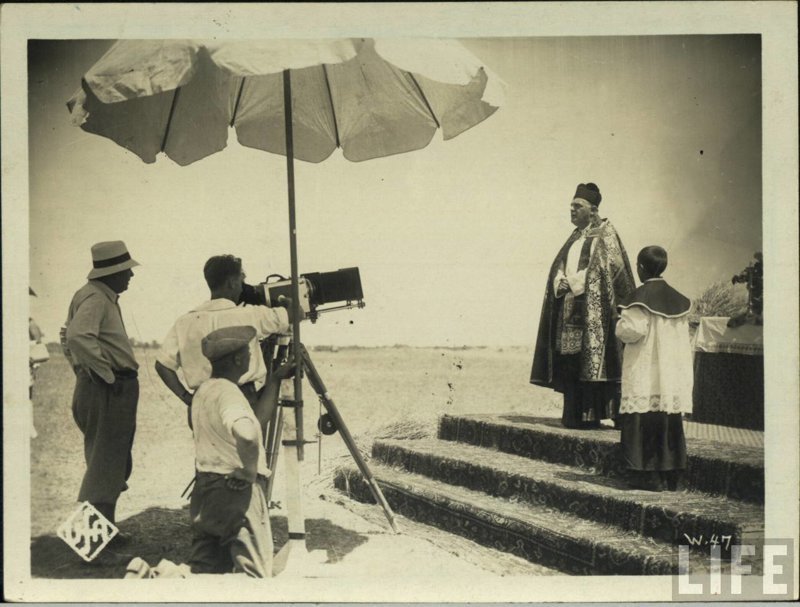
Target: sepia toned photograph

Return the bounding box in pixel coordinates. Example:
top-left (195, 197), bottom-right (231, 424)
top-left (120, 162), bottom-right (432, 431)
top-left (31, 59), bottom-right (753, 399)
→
top-left (3, 2), bottom-right (798, 603)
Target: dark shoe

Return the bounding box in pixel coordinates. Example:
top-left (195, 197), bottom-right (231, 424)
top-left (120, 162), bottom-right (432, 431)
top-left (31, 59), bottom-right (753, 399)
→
top-left (660, 470), bottom-right (683, 491)
top-left (109, 532), bottom-right (132, 547)
top-left (80, 549), bottom-right (128, 567)
top-left (627, 471), bottom-right (664, 492)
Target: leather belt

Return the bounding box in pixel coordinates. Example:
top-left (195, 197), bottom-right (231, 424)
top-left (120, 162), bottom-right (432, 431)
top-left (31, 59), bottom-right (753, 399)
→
top-left (195, 471), bottom-right (270, 484)
top-left (75, 367), bottom-right (138, 380)
top-left (113, 368), bottom-right (138, 380)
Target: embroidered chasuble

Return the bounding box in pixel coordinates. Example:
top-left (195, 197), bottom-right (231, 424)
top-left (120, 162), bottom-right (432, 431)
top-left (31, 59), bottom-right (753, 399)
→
top-left (531, 219), bottom-right (635, 388)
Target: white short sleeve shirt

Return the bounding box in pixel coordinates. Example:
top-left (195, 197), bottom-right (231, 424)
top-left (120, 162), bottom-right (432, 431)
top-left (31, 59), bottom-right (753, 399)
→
top-left (157, 299), bottom-right (290, 389)
top-left (191, 378), bottom-right (270, 477)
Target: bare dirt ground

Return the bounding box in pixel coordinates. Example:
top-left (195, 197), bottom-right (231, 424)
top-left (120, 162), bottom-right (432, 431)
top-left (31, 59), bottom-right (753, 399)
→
top-left (28, 346), bottom-right (562, 585)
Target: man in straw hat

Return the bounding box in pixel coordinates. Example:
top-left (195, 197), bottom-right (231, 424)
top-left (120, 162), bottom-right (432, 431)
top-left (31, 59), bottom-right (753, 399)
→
top-left (188, 325), bottom-right (292, 577)
top-left (155, 254), bottom-right (298, 432)
top-left (530, 183), bottom-right (635, 429)
top-left (64, 240), bottom-right (140, 533)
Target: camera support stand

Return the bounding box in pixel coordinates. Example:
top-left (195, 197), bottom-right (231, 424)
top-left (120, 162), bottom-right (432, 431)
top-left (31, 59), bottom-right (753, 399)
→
top-left (299, 342), bottom-right (398, 531)
top-left (264, 336), bottom-right (399, 573)
top-left (269, 77), bottom-right (396, 576)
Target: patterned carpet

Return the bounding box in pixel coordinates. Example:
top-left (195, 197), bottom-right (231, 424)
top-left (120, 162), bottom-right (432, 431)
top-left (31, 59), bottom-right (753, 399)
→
top-left (529, 412), bottom-right (764, 448)
top-left (683, 420), bottom-right (764, 448)
top-left (373, 437), bottom-right (763, 547)
top-left (335, 463), bottom-right (761, 576)
top-left (439, 414), bottom-right (764, 503)
top-left (334, 412), bottom-right (765, 575)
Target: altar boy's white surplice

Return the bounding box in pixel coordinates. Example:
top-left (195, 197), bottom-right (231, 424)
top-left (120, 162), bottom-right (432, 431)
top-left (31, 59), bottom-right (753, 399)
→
top-left (615, 278), bottom-right (694, 415)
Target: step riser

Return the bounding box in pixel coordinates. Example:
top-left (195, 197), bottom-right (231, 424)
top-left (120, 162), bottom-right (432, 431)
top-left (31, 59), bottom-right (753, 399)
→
top-left (373, 442), bottom-right (749, 549)
top-left (438, 416), bottom-right (763, 503)
top-left (335, 471), bottom-right (685, 575)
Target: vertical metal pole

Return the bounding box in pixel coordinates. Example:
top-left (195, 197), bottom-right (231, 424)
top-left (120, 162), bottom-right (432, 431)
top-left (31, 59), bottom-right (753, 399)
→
top-left (283, 69), bottom-right (305, 460)
top-left (273, 68), bottom-right (308, 574)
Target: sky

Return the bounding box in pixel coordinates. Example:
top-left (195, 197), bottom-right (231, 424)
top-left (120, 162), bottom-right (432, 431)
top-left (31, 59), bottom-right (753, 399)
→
top-left (27, 35), bottom-right (762, 347)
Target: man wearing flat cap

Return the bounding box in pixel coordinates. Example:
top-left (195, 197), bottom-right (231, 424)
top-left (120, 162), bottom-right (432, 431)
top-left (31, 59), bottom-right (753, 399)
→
top-left (531, 183), bottom-right (635, 429)
top-left (64, 240), bottom-right (140, 530)
top-left (188, 325), bottom-right (288, 577)
top-left (155, 255), bottom-right (297, 432)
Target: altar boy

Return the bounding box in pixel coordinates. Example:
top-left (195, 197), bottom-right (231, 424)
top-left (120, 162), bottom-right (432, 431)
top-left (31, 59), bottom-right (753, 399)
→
top-left (615, 246), bottom-right (693, 491)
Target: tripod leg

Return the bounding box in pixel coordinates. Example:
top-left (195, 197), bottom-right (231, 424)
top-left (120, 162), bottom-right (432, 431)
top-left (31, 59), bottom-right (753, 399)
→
top-left (272, 400), bottom-right (306, 575)
top-left (262, 336), bottom-right (290, 505)
top-left (264, 405), bottom-right (284, 504)
top-left (272, 397), bottom-right (327, 576)
top-left (283, 408), bottom-right (305, 539)
top-left (299, 345), bottom-right (399, 534)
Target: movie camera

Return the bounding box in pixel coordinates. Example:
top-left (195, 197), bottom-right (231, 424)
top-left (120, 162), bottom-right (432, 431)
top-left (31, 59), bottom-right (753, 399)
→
top-left (254, 266), bottom-right (365, 321)
top-left (247, 265), bottom-right (397, 531)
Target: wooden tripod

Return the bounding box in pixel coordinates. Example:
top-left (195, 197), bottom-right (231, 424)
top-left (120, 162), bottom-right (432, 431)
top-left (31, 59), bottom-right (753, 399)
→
top-left (260, 334), bottom-right (399, 573)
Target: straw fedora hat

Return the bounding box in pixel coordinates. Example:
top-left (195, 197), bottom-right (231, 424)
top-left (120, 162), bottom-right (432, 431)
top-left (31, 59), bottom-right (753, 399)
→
top-left (87, 241), bottom-right (140, 279)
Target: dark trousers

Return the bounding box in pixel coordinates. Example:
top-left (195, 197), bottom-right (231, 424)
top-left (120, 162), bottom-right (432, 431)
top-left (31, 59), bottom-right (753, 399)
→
top-left (71, 368), bottom-right (139, 507)
top-left (189, 472), bottom-right (273, 577)
top-left (555, 354), bottom-right (620, 428)
top-left (620, 412), bottom-right (687, 471)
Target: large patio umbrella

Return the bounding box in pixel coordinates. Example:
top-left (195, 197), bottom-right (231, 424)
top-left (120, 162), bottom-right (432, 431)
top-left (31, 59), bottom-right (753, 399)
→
top-left (66, 37), bottom-right (504, 548)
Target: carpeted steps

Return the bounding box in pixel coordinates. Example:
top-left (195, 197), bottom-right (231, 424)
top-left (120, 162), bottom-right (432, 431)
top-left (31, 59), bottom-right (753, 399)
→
top-left (438, 414), bottom-right (764, 503)
top-left (333, 412), bottom-right (764, 575)
top-left (371, 437), bottom-right (764, 549)
top-left (334, 463), bottom-right (742, 576)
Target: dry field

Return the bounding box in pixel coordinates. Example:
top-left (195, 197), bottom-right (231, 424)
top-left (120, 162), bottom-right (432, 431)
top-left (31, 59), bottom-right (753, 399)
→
top-left (29, 345), bottom-right (562, 579)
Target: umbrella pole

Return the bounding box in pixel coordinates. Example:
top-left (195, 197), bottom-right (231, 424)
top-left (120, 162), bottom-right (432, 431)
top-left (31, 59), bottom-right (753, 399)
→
top-left (273, 69), bottom-right (311, 571)
top-left (283, 69), bottom-right (305, 461)
top-left (276, 71), bottom-right (400, 572)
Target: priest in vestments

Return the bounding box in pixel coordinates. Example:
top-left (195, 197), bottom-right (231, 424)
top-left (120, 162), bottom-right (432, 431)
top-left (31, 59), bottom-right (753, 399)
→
top-left (530, 183), bottom-right (635, 428)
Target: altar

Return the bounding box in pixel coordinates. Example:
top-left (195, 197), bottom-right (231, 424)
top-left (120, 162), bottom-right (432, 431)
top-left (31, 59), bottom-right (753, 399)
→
top-left (692, 317), bottom-right (764, 430)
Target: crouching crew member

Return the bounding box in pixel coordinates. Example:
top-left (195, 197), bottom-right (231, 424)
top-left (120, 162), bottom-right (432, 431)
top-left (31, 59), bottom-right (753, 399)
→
top-left (615, 246), bottom-right (693, 491)
top-left (189, 325), bottom-right (293, 577)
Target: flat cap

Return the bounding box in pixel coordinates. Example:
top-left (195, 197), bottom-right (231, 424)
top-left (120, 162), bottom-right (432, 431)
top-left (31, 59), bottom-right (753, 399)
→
top-left (201, 325), bottom-right (256, 362)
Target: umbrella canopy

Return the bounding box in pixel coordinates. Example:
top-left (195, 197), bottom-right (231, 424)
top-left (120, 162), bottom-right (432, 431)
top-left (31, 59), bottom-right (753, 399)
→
top-left (67, 38), bottom-right (505, 165)
top-left (66, 38), bottom-right (505, 538)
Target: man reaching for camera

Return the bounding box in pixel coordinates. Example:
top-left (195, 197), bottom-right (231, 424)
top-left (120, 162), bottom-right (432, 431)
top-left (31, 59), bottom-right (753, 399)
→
top-left (155, 254), bottom-right (298, 430)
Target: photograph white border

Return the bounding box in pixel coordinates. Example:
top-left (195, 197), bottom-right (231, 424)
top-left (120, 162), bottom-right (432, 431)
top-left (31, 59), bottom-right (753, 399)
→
top-left (3, 2), bottom-right (798, 602)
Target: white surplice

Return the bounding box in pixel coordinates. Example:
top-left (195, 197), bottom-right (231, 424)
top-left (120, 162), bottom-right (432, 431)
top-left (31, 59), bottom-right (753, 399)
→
top-left (616, 281), bottom-right (694, 415)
